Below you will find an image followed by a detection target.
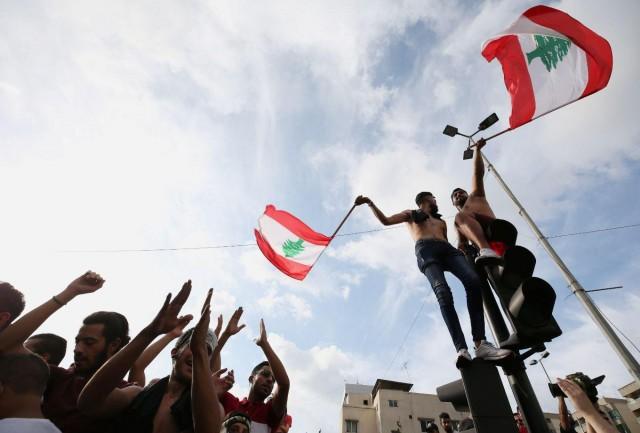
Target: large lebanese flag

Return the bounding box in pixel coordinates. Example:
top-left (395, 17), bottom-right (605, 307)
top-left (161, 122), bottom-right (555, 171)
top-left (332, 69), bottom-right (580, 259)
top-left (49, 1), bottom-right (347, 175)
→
top-left (254, 205), bottom-right (332, 280)
top-left (482, 5), bottom-right (612, 129)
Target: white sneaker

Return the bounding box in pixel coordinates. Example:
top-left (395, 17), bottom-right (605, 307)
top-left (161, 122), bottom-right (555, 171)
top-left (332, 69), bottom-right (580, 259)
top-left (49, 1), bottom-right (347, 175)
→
top-left (475, 248), bottom-right (501, 265)
top-left (474, 341), bottom-right (513, 361)
top-left (456, 348), bottom-right (473, 368)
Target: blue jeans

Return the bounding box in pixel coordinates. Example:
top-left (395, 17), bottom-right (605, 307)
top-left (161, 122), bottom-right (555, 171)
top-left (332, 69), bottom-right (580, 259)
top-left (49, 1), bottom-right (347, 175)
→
top-left (415, 239), bottom-right (486, 351)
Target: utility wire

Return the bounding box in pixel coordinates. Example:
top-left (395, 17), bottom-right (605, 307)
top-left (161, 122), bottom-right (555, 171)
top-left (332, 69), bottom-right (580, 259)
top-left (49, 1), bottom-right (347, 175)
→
top-left (384, 298), bottom-right (427, 375)
top-left (545, 223), bottom-right (640, 239)
top-left (56, 221), bottom-right (640, 254)
top-left (590, 297), bottom-right (640, 356)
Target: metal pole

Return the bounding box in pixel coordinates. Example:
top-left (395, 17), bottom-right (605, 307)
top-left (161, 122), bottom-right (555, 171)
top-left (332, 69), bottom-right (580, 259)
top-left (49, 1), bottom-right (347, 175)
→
top-left (482, 152), bottom-right (640, 384)
top-left (483, 266), bottom-right (552, 433)
top-left (539, 360), bottom-right (552, 384)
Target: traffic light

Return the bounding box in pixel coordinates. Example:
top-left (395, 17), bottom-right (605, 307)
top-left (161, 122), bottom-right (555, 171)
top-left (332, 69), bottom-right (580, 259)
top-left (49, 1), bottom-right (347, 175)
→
top-left (484, 219), bottom-right (562, 350)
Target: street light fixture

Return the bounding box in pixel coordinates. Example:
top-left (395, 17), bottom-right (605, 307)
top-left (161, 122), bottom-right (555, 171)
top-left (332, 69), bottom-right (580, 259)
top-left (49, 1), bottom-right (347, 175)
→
top-left (529, 351), bottom-right (552, 383)
top-left (442, 113), bottom-right (500, 160)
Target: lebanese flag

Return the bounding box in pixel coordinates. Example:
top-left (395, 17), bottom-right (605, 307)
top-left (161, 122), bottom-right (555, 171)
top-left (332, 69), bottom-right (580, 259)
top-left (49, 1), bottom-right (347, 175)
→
top-left (482, 5), bottom-right (612, 129)
top-left (254, 205), bottom-right (332, 280)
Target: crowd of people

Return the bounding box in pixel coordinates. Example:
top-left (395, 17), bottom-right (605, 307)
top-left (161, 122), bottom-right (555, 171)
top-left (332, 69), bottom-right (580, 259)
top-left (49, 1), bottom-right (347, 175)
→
top-left (0, 275), bottom-right (292, 433)
top-left (0, 138), bottom-right (620, 433)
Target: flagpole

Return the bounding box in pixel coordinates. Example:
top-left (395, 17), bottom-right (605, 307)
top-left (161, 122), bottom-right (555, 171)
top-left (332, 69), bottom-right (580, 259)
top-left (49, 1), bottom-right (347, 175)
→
top-left (483, 153), bottom-right (640, 384)
top-left (330, 204), bottom-right (357, 239)
top-left (304, 204), bottom-right (357, 278)
top-left (470, 99), bottom-right (581, 148)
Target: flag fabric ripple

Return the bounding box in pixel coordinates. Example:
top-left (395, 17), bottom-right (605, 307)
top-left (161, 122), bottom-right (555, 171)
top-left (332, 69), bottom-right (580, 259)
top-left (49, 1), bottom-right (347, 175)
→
top-left (254, 205), bottom-right (332, 280)
top-left (482, 5), bottom-right (613, 129)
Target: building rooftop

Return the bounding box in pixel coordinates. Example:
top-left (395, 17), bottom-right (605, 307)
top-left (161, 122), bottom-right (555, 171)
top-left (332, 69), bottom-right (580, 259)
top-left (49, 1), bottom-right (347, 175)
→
top-left (345, 383), bottom-right (374, 395)
top-left (372, 379), bottom-right (413, 400)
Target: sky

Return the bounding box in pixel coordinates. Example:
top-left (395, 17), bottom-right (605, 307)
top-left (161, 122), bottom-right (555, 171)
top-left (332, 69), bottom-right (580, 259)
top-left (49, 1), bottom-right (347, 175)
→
top-left (1, 0), bottom-right (639, 432)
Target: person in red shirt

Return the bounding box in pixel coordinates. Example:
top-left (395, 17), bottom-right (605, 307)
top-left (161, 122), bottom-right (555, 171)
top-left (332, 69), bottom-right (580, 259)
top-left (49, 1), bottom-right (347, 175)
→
top-left (0, 271), bottom-right (130, 433)
top-left (220, 319), bottom-right (290, 433)
top-left (514, 412), bottom-right (528, 433)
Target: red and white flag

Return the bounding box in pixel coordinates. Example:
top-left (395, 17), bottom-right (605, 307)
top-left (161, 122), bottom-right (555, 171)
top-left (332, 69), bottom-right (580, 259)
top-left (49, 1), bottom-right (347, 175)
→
top-left (254, 205), bottom-right (332, 280)
top-left (482, 5), bottom-right (612, 129)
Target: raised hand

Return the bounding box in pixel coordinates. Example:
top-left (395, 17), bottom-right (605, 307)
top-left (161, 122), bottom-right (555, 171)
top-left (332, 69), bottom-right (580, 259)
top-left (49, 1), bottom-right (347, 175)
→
top-left (556, 378), bottom-right (594, 416)
top-left (65, 271), bottom-right (105, 296)
top-left (169, 317), bottom-right (192, 339)
top-left (254, 318), bottom-right (268, 348)
top-left (147, 280), bottom-right (193, 337)
top-left (214, 314), bottom-right (223, 338)
top-left (476, 138), bottom-right (487, 150)
top-left (354, 195), bottom-right (371, 206)
top-left (211, 368), bottom-right (234, 393)
top-left (224, 307), bottom-right (246, 337)
top-left (190, 288), bottom-right (213, 355)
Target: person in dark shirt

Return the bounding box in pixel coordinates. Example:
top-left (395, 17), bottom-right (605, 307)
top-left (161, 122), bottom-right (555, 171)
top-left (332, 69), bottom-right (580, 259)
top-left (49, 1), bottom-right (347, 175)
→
top-left (78, 282), bottom-right (223, 433)
top-left (43, 310), bottom-right (130, 433)
top-left (0, 271), bottom-right (131, 433)
top-left (0, 281), bottom-right (25, 333)
top-left (25, 333), bottom-right (67, 366)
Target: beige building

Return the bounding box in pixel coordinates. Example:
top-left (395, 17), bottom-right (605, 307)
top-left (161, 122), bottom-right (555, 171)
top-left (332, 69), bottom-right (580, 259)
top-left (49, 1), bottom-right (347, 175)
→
top-left (341, 379), bottom-right (469, 433)
top-left (619, 380), bottom-right (640, 425)
top-left (340, 379), bottom-right (640, 433)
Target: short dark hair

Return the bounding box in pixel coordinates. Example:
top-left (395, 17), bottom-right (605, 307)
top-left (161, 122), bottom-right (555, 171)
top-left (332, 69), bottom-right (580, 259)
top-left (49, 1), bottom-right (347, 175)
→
top-left (439, 412), bottom-right (450, 420)
top-left (426, 423), bottom-right (440, 433)
top-left (251, 361), bottom-right (270, 376)
top-left (0, 353), bottom-right (49, 395)
top-left (415, 191), bottom-right (433, 206)
top-left (450, 188), bottom-right (466, 201)
top-left (83, 311), bottom-right (130, 350)
top-left (0, 282), bottom-right (25, 323)
top-left (459, 417), bottom-right (475, 431)
top-left (27, 333), bottom-right (68, 366)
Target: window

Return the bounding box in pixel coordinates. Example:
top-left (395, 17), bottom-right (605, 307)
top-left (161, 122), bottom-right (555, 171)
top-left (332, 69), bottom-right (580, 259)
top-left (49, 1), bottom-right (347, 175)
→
top-left (419, 418), bottom-right (435, 432)
top-left (363, 399), bottom-right (368, 405)
top-left (388, 399), bottom-right (398, 407)
top-left (346, 419), bottom-right (358, 433)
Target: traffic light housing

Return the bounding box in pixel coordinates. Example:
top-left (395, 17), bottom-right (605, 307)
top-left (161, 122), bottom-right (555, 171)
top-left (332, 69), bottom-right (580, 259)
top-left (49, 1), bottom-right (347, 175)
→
top-left (484, 219), bottom-right (562, 350)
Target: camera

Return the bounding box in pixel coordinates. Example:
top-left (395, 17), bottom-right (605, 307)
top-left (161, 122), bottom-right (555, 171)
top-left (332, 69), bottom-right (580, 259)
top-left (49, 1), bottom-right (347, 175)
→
top-left (549, 372), bottom-right (605, 403)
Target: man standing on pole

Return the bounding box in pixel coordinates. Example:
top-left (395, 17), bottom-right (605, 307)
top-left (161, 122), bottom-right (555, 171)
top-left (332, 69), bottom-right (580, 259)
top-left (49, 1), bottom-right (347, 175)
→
top-left (450, 139), bottom-right (501, 264)
top-left (354, 192), bottom-right (511, 365)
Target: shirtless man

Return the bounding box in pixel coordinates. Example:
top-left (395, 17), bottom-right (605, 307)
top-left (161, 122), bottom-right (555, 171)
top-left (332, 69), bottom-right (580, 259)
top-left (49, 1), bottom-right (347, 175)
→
top-left (78, 282), bottom-right (223, 433)
top-left (355, 193), bottom-right (511, 364)
top-left (451, 139), bottom-right (500, 264)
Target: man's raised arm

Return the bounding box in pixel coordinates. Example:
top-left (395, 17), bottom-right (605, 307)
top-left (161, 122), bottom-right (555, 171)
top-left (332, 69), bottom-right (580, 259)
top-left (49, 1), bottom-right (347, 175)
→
top-left (191, 289), bottom-right (223, 433)
top-left (78, 280), bottom-right (193, 417)
top-left (354, 195), bottom-right (410, 226)
top-left (0, 271), bottom-right (105, 354)
top-left (211, 307), bottom-right (246, 372)
top-left (471, 139), bottom-right (487, 197)
top-left (255, 319), bottom-right (289, 423)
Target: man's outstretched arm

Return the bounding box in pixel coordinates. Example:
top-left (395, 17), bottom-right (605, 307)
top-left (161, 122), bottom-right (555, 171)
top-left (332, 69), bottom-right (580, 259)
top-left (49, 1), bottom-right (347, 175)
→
top-left (354, 195), bottom-right (410, 226)
top-left (191, 289), bottom-right (223, 433)
top-left (0, 271), bottom-right (105, 354)
top-left (78, 280), bottom-right (193, 417)
top-left (211, 307), bottom-right (246, 372)
top-left (128, 319), bottom-right (191, 386)
top-left (255, 319), bottom-right (289, 423)
top-left (471, 139), bottom-right (487, 197)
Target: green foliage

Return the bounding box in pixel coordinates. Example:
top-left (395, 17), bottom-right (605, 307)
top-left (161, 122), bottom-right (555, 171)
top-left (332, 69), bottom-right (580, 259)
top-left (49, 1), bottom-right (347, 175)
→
top-left (282, 238), bottom-right (305, 258)
top-left (526, 35), bottom-right (572, 72)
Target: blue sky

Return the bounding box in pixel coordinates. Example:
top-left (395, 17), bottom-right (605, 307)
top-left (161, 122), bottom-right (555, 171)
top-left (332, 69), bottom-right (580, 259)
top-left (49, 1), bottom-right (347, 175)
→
top-left (1, 1), bottom-right (639, 432)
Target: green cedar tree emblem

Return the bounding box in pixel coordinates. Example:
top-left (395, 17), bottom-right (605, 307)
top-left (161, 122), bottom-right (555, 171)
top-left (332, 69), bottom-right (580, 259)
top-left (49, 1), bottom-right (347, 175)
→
top-left (282, 238), bottom-right (305, 258)
top-left (526, 35), bottom-right (572, 72)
